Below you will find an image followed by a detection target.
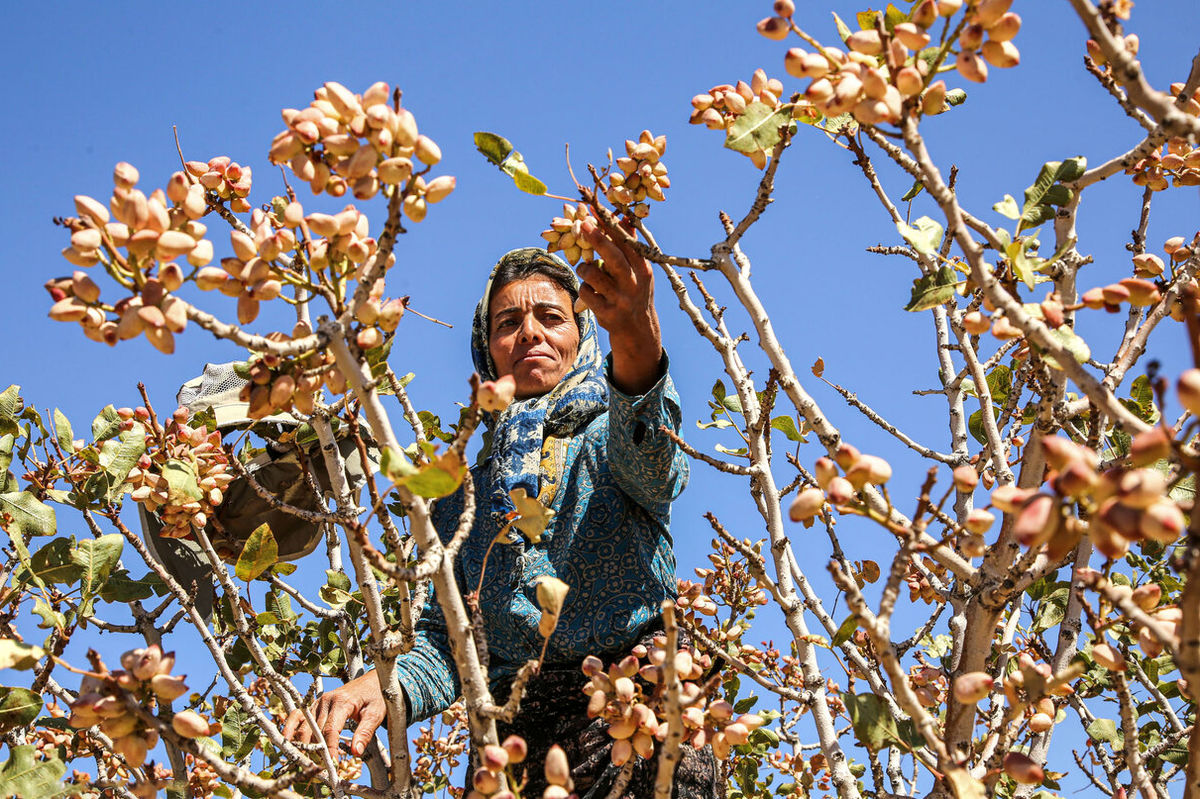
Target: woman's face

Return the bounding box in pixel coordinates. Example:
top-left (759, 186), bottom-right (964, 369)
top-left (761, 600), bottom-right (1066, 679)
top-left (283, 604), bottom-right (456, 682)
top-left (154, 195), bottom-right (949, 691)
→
top-left (488, 276), bottom-right (580, 399)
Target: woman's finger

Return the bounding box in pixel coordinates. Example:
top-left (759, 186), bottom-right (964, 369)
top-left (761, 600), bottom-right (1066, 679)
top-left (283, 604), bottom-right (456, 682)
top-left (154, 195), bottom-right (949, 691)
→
top-left (577, 281), bottom-right (612, 317)
top-left (577, 260), bottom-right (618, 299)
top-left (580, 221), bottom-right (635, 289)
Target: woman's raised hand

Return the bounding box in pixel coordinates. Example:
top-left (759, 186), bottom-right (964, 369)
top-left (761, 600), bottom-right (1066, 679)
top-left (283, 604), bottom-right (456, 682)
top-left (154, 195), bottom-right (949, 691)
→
top-left (577, 218), bottom-right (663, 394)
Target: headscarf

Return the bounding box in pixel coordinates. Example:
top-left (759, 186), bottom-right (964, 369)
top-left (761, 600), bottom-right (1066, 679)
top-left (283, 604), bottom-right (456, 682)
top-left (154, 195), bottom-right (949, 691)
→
top-left (471, 248), bottom-right (608, 522)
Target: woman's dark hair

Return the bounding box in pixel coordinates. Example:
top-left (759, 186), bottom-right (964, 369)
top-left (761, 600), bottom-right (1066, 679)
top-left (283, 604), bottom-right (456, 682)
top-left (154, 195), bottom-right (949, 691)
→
top-left (488, 250), bottom-right (582, 333)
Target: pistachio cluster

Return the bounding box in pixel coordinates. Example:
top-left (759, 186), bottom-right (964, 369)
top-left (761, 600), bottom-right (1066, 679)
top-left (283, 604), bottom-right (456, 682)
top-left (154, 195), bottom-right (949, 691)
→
top-left (787, 442), bottom-right (893, 523)
top-left (183, 156), bottom-right (253, 213)
top-left (68, 645), bottom-right (212, 770)
top-left (605, 130), bottom-right (670, 217)
top-left (539, 202), bottom-right (598, 266)
top-left (1128, 135), bottom-right (1200, 191)
top-left (237, 324), bottom-right (337, 418)
top-left (53, 162), bottom-right (219, 353)
top-left (413, 702), bottom-right (468, 797)
top-left (689, 70), bottom-right (791, 168)
top-left (992, 433), bottom-right (1185, 562)
top-left (269, 81), bottom-right (455, 218)
top-left (1078, 571), bottom-right (1182, 660)
top-left (953, 0), bottom-right (1023, 83)
top-left (776, 0), bottom-right (1022, 130)
top-left (581, 636), bottom-right (763, 764)
top-left (465, 736), bottom-right (529, 798)
top-left (125, 408), bottom-right (232, 539)
top-left (185, 753), bottom-right (220, 799)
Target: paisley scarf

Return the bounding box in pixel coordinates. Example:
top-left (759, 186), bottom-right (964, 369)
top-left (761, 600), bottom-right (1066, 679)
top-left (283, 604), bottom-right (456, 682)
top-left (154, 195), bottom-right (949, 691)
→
top-left (470, 248), bottom-right (608, 522)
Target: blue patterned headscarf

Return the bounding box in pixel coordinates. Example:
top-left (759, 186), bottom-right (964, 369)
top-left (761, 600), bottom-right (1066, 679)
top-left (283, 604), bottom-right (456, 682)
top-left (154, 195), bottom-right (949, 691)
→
top-left (471, 248), bottom-right (608, 518)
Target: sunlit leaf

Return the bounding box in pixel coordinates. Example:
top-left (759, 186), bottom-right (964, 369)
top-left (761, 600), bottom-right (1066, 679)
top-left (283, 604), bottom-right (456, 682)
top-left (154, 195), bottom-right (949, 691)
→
top-left (0, 688), bottom-right (42, 729)
top-left (474, 131), bottom-right (548, 195)
top-left (235, 523), bottom-right (278, 582)
top-left (897, 216), bottom-right (944, 256)
top-left (509, 487), bottom-right (554, 544)
top-left (904, 266), bottom-right (957, 312)
top-left (52, 410), bottom-right (73, 452)
top-left (771, 416), bottom-right (807, 443)
top-left (0, 640), bottom-right (44, 670)
top-left (993, 194), bottom-right (1020, 220)
top-left (91, 405), bottom-right (122, 441)
top-left (725, 101), bottom-right (793, 155)
top-left (831, 615), bottom-right (860, 647)
top-left (161, 458), bottom-right (203, 503)
top-left (900, 179), bottom-right (924, 202)
top-left (0, 745), bottom-right (64, 799)
top-left (72, 535), bottom-right (123, 616)
top-left (0, 491), bottom-right (56, 537)
top-left (398, 451), bottom-right (466, 499)
top-left (1040, 327), bottom-right (1091, 371)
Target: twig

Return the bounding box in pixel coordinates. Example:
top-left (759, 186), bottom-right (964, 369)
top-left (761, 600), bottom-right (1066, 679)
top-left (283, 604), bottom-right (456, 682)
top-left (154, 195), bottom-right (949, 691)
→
top-left (653, 601), bottom-right (684, 799)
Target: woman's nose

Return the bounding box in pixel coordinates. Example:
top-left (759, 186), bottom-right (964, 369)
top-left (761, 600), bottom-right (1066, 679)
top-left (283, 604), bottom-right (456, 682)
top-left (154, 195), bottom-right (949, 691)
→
top-left (517, 315), bottom-right (544, 342)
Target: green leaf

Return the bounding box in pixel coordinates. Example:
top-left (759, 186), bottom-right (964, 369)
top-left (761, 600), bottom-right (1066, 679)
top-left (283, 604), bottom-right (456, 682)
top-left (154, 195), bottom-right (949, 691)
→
top-left (1041, 327), bottom-right (1091, 371)
top-left (724, 101), bottom-right (793, 155)
top-left (0, 745), bottom-right (65, 799)
top-left (161, 458), bottom-right (203, 503)
top-left (0, 492), bottom-right (56, 537)
top-left (900, 179), bottom-right (924, 202)
top-left (770, 416), bottom-right (807, 443)
top-left (1019, 157), bottom-right (1086, 233)
top-left (235, 524), bottom-right (278, 582)
top-left (511, 170), bottom-right (547, 195)
top-left (968, 408), bottom-right (1001, 446)
top-left (90, 405), bottom-right (122, 441)
top-left (904, 266), bottom-right (957, 312)
top-left (221, 703), bottom-right (260, 761)
top-left (27, 538), bottom-right (82, 586)
top-left (397, 451), bottom-right (466, 499)
top-left (844, 693), bottom-right (920, 751)
top-left (986, 364), bottom-right (1012, 405)
top-left (474, 131), bottom-right (513, 166)
top-left (993, 194), bottom-right (1020, 220)
top-left (945, 88), bottom-right (968, 107)
top-left (1086, 718), bottom-right (1122, 747)
top-left (30, 599), bottom-right (65, 631)
top-left (0, 640), bottom-right (44, 670)
top-left (0, 387), bottom-right (19, 438)
top-left (831, 10), bottom-right (854, 42)
top-left (831, 614), bottom-right (860, 647)
top-left (72, 535), bottom-right (123, 616)
top-left (0, 688), bottom-right (42, 729)
top-left (99, 570), bottom-right (164, 603)
top-left (1031, 585), bottom-right (1070, 633)
top-left (897, 216), bottom-right (944, 256)
top-left (52, 410), bottom-right (73, 452)
top-left (473, 132), bottom-right (548, 195)
top-left (855, 11), bottom-right (878, 30)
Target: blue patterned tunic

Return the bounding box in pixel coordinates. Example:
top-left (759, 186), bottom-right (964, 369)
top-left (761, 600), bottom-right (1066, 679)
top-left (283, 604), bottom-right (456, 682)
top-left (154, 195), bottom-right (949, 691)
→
top-left (392, 249), bottom-right (688, 723)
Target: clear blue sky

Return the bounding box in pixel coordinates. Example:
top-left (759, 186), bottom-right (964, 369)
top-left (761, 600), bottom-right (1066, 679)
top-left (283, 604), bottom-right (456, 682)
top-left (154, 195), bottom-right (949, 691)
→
top-left (3, 0), bottom-right (1197, 789)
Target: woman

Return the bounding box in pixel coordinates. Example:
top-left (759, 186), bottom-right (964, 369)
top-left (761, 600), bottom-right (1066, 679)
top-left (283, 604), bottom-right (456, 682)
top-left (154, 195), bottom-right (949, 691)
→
top-left (286, 224), bottom-right (719, 796)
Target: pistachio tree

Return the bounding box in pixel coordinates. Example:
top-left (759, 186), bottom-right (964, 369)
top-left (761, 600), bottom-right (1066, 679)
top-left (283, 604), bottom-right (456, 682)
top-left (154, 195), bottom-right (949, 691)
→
top-left (2, 1), bottom-right (1200, 798)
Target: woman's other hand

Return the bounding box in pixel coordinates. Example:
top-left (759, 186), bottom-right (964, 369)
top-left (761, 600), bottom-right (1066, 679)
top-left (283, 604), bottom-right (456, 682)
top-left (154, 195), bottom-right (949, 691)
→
top-left (282, 670), bottom-right (392, 757)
